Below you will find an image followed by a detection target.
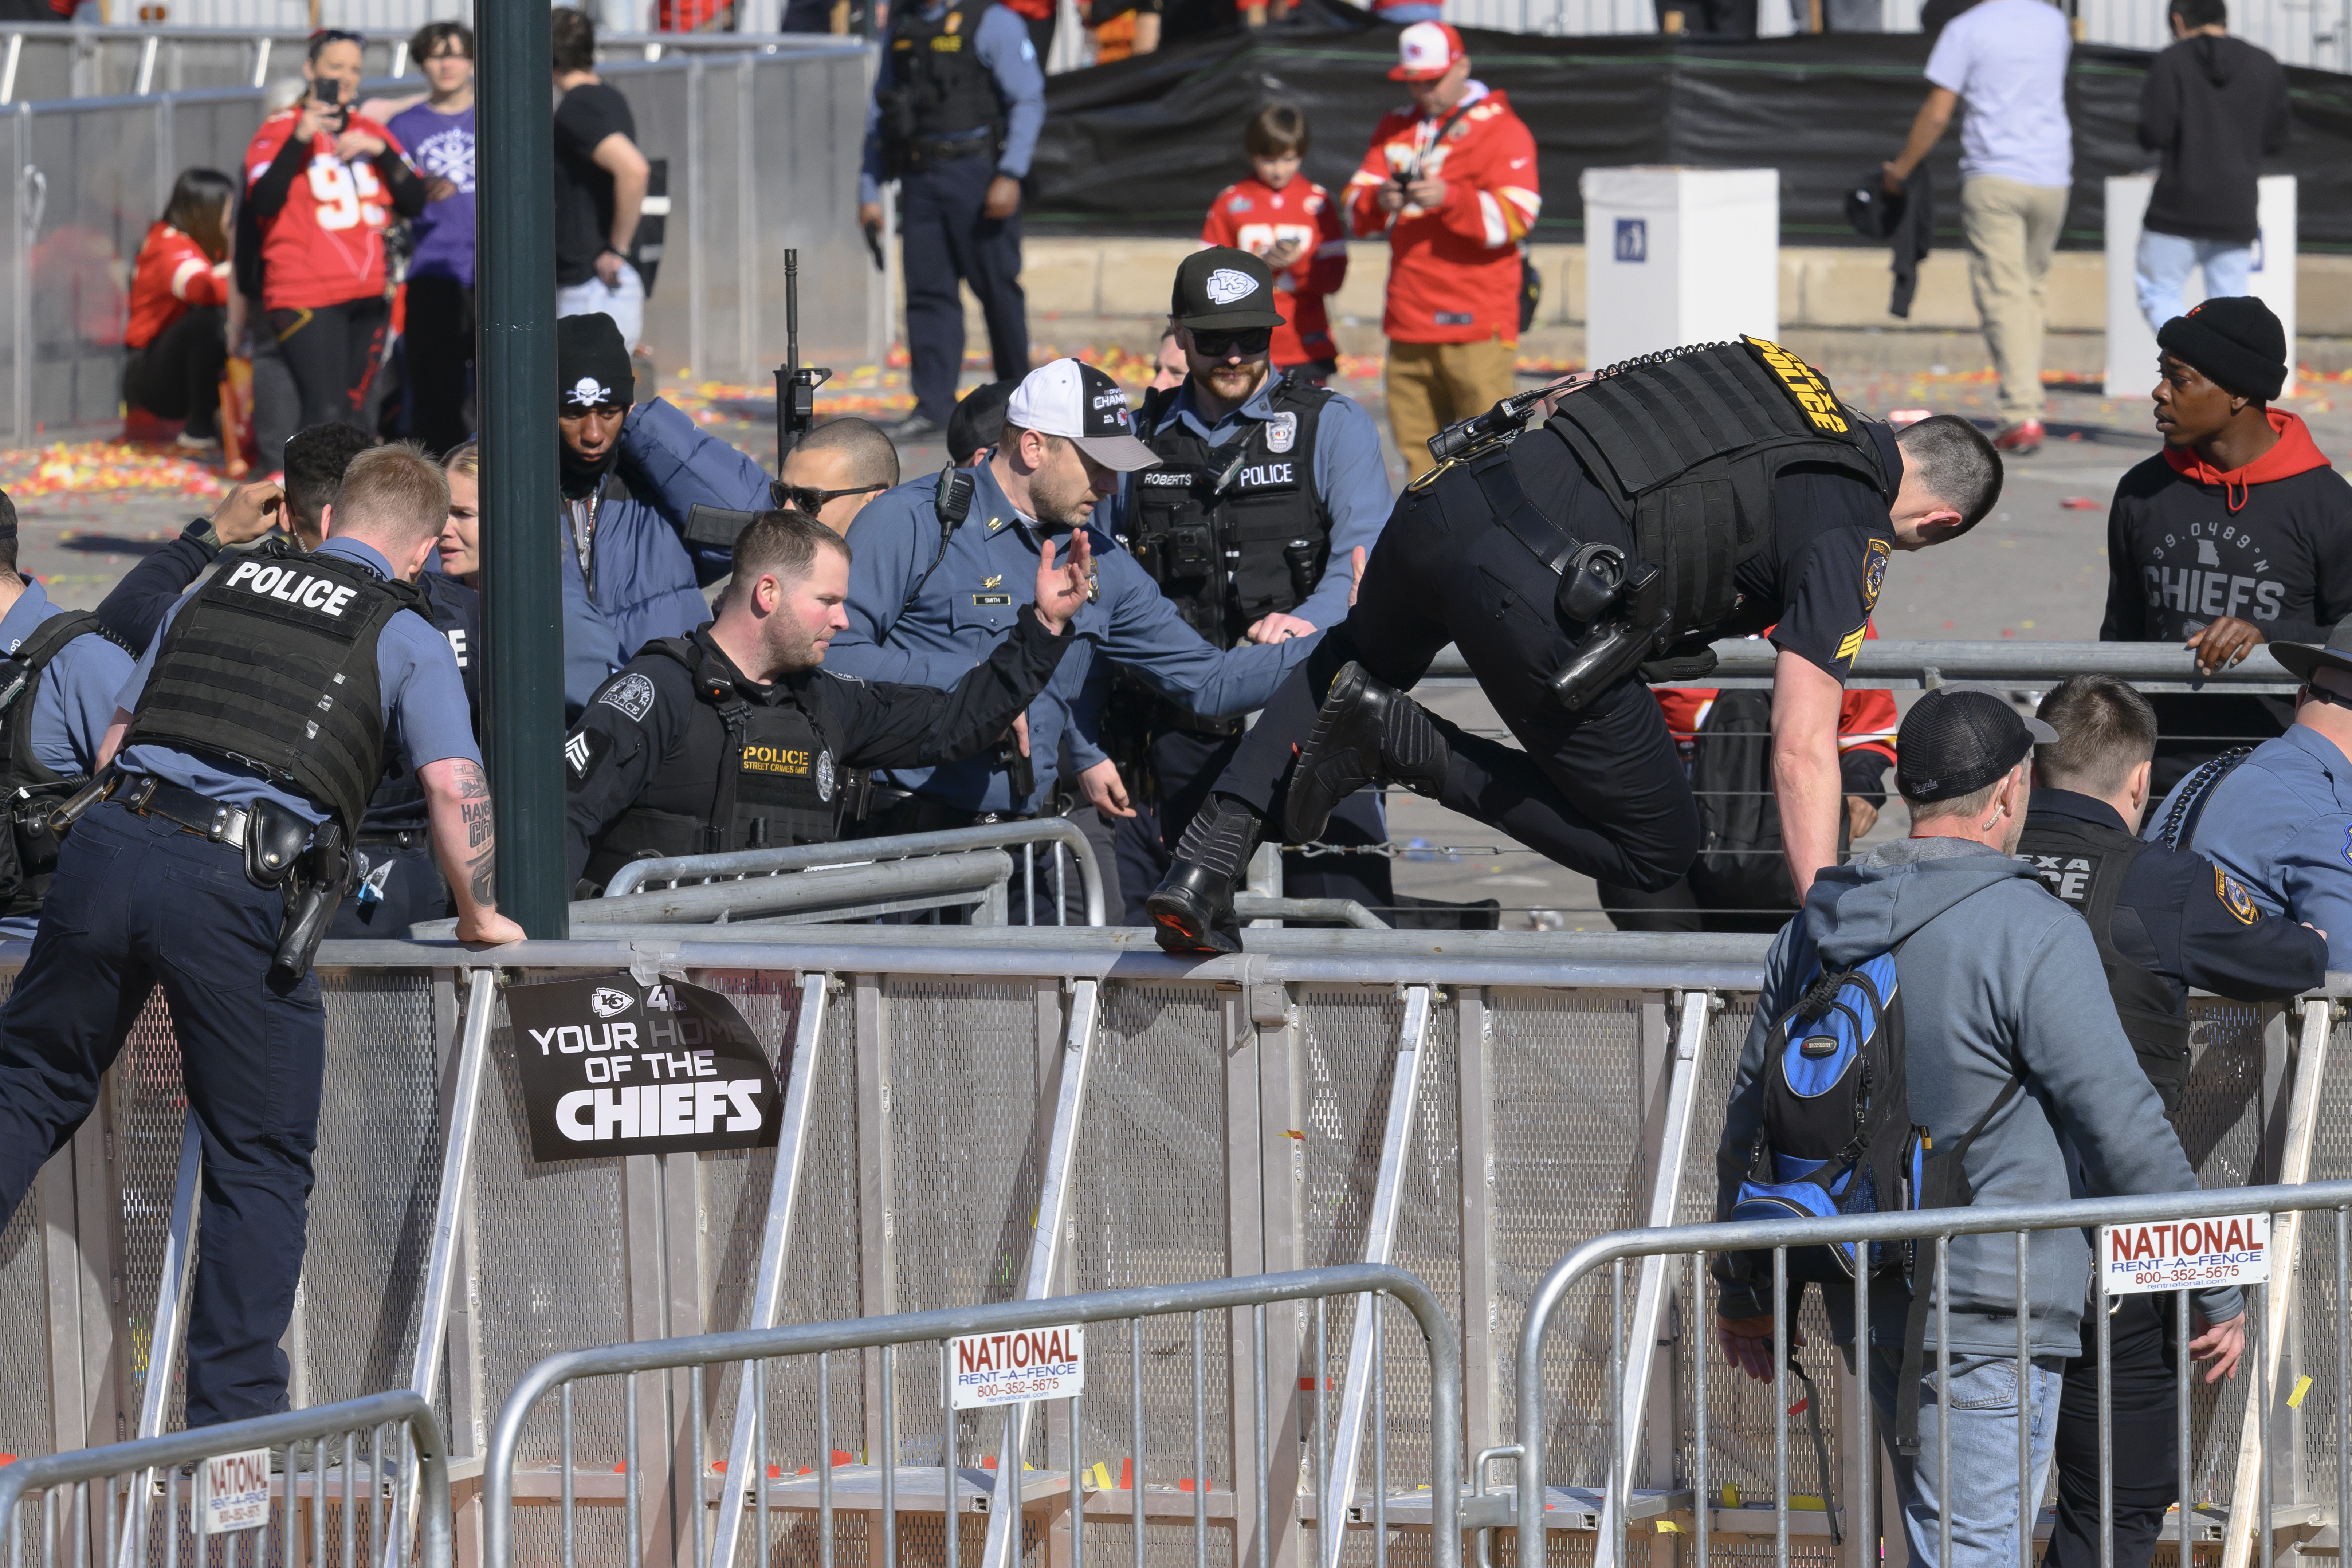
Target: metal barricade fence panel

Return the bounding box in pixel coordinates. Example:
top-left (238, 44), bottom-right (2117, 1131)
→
top-left (109, 984), bottom-right (190, 1434)
top-left (2301, 1007), bottom-right (2352, 1510)
top-left (1367, 991), bottom-right (1462, 1515)
top-left (1485, 990), bottom-right (1647, 1489)
top-left (749, 49), bottom-right (878, 379)
top-left (1069, 982), bottom-right (1235, 1568)
top-left (26, 96), bottom-right (158, 435)
top-left (696, 58), bottom-right (750, 396)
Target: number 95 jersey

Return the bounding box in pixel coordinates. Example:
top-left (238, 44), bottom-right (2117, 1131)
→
top-left (243, 106), bottom-right (407, 313)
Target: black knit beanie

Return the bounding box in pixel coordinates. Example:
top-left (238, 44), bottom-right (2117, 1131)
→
top-left (2157, 296), bottom-right (2288, 402)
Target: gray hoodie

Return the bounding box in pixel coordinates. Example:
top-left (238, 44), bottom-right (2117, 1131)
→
top-left (1715, 837), bottom-right (2242, 1357)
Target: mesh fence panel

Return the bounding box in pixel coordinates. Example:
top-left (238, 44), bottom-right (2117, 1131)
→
top-left (1486, 989), bottom-right (1647, 1489)
top-left (2177, 999), bottom-right (2269, 1512)
top-left (0, 968), bottom-right (45, 1466)
top-left (2300, 1012), bottom-right (2352, 1505)
top-left (109, 985), bottom-right (189, 1432)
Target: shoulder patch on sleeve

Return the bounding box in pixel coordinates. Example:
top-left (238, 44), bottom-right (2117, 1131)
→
top-left (1862, 537), bottom-right (1891, 610)
top-left (597, 671), bottom-right (657, 722)
top-left (563, 725), bottom-right (612, 783)
top-left (2219, 865), bottom-right (2261, 924)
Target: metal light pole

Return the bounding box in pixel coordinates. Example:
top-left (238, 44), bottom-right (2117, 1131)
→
top-left (476, 0), bottom-right (568, 938)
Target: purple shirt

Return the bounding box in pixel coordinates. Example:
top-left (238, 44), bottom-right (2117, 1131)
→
top-left (388, 99), bottom-right (476, 286)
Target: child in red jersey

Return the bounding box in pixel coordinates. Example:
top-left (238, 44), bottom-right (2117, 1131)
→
top-left (124, 168), bottom-right (237, 448)
top-left (1200, 105), bottom-right (1347, 378)
top-left (243, 30), bottom-right (432, 435)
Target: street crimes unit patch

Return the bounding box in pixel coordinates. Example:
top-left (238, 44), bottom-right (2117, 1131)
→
top-left (507, 976), bottom-right (785, 1160)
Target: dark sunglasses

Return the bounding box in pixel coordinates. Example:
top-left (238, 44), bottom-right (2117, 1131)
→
top-left (780, 482), bottom-right (889, 512)
top-left (1191, 327), bottom-right (1272, 359)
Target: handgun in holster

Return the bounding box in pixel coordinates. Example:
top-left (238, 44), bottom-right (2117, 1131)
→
top-left (1545, 544), bottom-right (1666, 713)
top-left (996, 736), bottom-right (1036, 803)
top-left (248, 802), bottom-right (351, 986)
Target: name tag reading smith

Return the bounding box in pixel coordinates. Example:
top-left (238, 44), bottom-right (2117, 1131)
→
top-left (506, 976), bottom-right (785, 1160)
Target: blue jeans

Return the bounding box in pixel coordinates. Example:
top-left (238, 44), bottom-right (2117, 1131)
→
top-left (1870, 1346), bottom-right (2063, 1568)
top-left (2135, 229), bottom-right (2255, 335)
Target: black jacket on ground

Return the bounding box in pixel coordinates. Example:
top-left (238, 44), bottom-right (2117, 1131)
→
top-left (2138, 33), bottom-right (2290, 244)
top-left (564, 605), bottom-right (1079, 887)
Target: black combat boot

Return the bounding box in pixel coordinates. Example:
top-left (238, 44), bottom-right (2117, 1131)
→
top-left (1284, 661), bottom-right (1453, 844)
top-left (1145, 794), bottom-right (1262, 955)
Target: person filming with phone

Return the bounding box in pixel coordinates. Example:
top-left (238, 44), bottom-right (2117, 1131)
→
top-left (241, 28), bottom-right (436, 436)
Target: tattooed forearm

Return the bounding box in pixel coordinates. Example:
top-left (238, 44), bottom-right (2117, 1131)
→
top-left (467, 847), bottom-right (495, 907)
top-left (424, 756), bottom-right (500, 913)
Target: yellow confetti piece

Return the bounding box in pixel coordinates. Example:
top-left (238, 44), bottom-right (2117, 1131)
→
top-left (1655, 1521), bottom-right (1681, 1534)
top-left (2290, 1375), bottom-right (2314, 1409)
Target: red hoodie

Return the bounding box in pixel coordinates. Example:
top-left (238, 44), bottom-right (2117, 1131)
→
top-left (2160, 408), bottom-right (2332, 513)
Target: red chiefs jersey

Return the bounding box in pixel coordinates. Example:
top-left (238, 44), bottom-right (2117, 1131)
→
top-left (1343, 85), bottom-right (1540, 345)
top-left (1200, 175), bottom-right (1347, 368)
top-left (244, 108), bottom-right (406, 313)
top-left (126, 221), bottom-right (230, 349)
top-left (1652, 625), bottom-right (1899, 773)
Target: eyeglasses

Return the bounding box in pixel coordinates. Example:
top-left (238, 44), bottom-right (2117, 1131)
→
top-left (1190, 327), bottom-right (1272, 359)
top-left (780, 482), bottom-right (889, 513)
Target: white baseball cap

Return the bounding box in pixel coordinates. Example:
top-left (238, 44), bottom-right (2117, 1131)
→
top-left (1004, 358), bottom-right (1158, 472)
top-left (1390, 20), bottom-right (1465, 80)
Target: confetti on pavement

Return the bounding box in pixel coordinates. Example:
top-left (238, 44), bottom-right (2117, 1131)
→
top-left (0, 441), bottom-right (226, 500)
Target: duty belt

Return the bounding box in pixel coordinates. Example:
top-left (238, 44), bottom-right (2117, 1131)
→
top-left (357, 828), bottom-right (429, 850)
top-left (109, 774), bottom-right (264, 850)
top-left (910, 134), bottom-right (993, 166)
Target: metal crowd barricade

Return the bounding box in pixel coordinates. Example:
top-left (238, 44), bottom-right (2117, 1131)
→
top-left (592, 818), bottom-right (1108, 927)
top-left (479, 1264), bottom-right (1463, 1568)
top-left (0, 1389), bottom-right (453, 1568)
top-left (1510, 1177), bottom-right (2352, 1568)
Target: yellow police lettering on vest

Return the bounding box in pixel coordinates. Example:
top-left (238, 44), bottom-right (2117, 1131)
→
top-left (225, 561), bottom-right (358, 617)
top-left (742, 744), bottom-right (812, 775)
top-left (930, 34), bottom-right (962, 48)
top-left (1746, 337), bottom-right (1850, 435)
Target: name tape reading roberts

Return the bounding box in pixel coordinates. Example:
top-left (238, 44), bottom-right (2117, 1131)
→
top-left (948, 1327), bottom-right (1085, 1410)
top-left (2100, 1213), bottom-right (2271, 1296)
top-left (201, 1447), bottom-right (273, 1534)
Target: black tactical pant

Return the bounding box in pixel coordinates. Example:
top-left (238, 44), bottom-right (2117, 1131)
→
top-left (1204, 472), bottom-right (1699, 891)
top-left (2048, 1294), bottom-right (2178, 1568)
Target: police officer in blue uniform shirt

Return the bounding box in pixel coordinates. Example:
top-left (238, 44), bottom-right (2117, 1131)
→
top-left (554, 313), bottom-right (773, 710)
top-left (1095, 248), bottom-right (1392, 923)
top-left (2018, 674), bottom-right (2324, 1568)
top-left (855, 0), bottom-right (1044, 440)
top-left (828, 358), bottom-right (1316, 857)
top-left (0, 490), bottom-right (135, 940)
top-left (0, 446), bottom-right (521, 1429)
top-left (94, 439), bottom-right (484, 938)
top-left (2153, 616), bottom-right (2352, 971)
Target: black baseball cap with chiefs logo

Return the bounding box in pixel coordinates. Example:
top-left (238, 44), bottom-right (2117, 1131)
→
top-left (1005, 358), bottom-right (1158, 471)
top-left (1171, 246), bottom-right (1288, 332)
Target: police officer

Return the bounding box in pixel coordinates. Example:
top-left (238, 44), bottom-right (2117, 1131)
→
top-left (566, 508), bottom-right (1092, 888)
top-left (93, 434), bottom-right (483, 939)
top-left (1100, 247), bottom-right (1392, 921)
top-left (1146, 340), bottom-right (2005, 953)
top-left (2153, 617), bottom-right (2352, 973)
top-left (0, 445), bottom-right (521, 1429)
top-left (826, 359), bottom-right (1314, 884)
top-left (0, 488), bottom-right (135, 940)
top-left (856, 0), bottom-right (1044, 440)
top-left (554, 313), bottom-right (775, 712)
top-left (2019, 673), bottom-right (2323, 1568)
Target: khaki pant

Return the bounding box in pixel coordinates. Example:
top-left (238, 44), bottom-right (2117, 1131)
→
top-left (1386, 336), bottom-right (1519, 478)
top-left (1959, 175), bottom-right (2070, 425)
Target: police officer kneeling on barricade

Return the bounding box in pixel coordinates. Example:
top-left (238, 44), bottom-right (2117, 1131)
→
top-left (1100, 247), bottom-right (1394, 917)
top-left (1147, 338), bottom-right (2006, 953)
top-left (564, 507), bottom-right (1094, 892)
top-left (0, 444), bottom-right (522, 1429)
top-left (2019, 674), bottom-right (2323, 1568)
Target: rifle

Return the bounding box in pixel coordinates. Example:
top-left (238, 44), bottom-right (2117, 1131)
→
top-left (775, 248), bottom-right (835, 468)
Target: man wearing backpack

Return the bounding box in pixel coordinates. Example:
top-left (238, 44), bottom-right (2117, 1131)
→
top-left (2021, 674), bottom-right (2321, 1568)
top-left (1714, 687), bottom-right (2246, 1568)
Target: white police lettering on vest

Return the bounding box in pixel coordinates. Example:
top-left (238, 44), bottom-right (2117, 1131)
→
top-left (221, 559), bottom-right (360, 617)
top-left (948, 1325), bottom-right (1086, 1409)
top-left (1233, 462), bottom-right (1294, 489)
top-left (2099, 1211), bottom-right (2271, 1296)
top-left (505, 975), bottom-right (785, 1160)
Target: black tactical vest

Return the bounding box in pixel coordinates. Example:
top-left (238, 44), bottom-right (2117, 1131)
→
top-left (1544, 337), bottom-right (1893, 648)
top-left (584, 634), bottom-right (842, 888)
top-left (0, 611), bottom-right (118, 918)
top-left (1131, 373), bottom-right (1334, 649)
top-left (124, 545), bottom-right (422, 840)
top-left (882, 0), bottom-right (1005, 158)
top-left (360, 573), bottom-right (479, 836)
top-left (2015, 812), bottom-right (2195, 1115)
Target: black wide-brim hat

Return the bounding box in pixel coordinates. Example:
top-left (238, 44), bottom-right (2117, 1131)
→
top-left (2270, 619), bottom-right (2352, 684)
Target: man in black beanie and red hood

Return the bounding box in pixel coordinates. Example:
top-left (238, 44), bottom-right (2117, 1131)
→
top-left (2100, 295), bottom-right (2352, 791)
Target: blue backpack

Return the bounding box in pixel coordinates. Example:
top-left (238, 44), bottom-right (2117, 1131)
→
top-left (1729, 943), bottom-right (2022, 1454)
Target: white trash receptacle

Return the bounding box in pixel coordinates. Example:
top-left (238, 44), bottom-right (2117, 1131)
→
top-left (1580, 166), bottom-right (1779, 368)
top-left (2104, 173), bottom-right (2297, 399)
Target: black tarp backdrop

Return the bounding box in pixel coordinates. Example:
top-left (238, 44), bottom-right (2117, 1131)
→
top-left (1028, 18), bottom-right (2352, 250)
